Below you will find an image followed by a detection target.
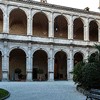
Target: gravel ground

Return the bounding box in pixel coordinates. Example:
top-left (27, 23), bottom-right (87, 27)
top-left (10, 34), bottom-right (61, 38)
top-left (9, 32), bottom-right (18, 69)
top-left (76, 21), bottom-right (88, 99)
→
top-left (0, 81), bottom-right (85, 100)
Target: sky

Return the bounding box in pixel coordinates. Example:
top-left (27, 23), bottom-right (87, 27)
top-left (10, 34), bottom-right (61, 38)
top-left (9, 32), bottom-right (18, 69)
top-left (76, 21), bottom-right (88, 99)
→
top-left (35, 0), bottom-right (100, 12)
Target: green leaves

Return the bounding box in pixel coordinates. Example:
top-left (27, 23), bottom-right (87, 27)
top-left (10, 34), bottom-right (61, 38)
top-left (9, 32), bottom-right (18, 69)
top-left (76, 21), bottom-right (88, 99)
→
top-left (73, 44), bottom-right (100, 90)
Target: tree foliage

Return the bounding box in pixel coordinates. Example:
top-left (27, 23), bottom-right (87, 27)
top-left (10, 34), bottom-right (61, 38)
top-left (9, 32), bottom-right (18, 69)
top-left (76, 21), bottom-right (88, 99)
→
top-left (73, 44), bottom-right (100, 90)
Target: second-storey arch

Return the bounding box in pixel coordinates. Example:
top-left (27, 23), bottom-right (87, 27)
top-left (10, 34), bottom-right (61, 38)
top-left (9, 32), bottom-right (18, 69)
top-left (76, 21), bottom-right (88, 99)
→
top-left (73, 18), bottom-right (84, 40)
top-left (33, 12), bottom-right (48, 37)
top-left (9, 8), bottom-right (27, 35)
top-left (54, 15), bottom-right (68, 38)
top-left (89, 20), bottom-right (98, 41)
top-left (0, 9), bottom-right (3, 33)
top-left (54, 51), bottom-right (67, 80)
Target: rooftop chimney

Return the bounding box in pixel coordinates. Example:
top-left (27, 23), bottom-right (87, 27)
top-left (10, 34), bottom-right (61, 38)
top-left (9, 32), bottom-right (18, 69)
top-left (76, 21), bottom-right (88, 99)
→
top-left (40, 0), bottom-right (47, 3)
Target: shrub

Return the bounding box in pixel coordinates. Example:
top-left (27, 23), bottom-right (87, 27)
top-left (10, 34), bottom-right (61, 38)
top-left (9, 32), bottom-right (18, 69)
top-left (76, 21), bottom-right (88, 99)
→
top-left (0, 88), bottom-right (10, 99)
top-left (82, 62), bottom-right (100, 89)
top-left (73, 44), bottom-right (100, 90)
top-left (73, 61), bottom-right (85, 85)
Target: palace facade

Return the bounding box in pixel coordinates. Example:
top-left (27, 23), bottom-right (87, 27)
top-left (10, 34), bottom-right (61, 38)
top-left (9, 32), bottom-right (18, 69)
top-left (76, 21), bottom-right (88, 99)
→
top-left (0, 0), bottom-right (100, 81)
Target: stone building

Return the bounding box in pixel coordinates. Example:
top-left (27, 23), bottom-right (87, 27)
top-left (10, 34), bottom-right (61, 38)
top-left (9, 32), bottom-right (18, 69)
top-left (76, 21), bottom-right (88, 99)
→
top-left (0, 0), bottom-right (99, 81)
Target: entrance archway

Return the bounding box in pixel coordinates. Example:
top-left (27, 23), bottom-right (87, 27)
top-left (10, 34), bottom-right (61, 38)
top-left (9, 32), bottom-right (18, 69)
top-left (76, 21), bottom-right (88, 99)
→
top-left (74, 52), bottom-right (83, 66)
top-left (54, 51), bottom-right (67, 80)
top-left (33, 50), bottom-right (48, 81)
top-left (9, 49), bottom-right (26, 81)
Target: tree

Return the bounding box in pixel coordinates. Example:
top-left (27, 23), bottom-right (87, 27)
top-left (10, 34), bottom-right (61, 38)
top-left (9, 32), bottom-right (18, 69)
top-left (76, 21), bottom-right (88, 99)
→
top-left (73, 61), bottom-right (85, 85)
top-left (73, 44), bottom-right (100, 89)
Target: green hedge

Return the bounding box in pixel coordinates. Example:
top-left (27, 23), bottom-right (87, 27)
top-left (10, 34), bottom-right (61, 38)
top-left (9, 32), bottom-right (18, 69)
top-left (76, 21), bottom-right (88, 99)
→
top-left (0, 88), bottom-right (10, 100)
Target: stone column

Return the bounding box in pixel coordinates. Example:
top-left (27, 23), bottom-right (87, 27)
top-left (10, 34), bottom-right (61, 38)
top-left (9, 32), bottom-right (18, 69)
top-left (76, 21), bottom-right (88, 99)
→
top-left (67, 48), bottom-right (73, 80)
top-left (68, 15), bottom-right (73, 39)
top-left (3, 6), bottom-right (9, 33)
top-left (26, 43), bottom-right (32, 81)
top-left (84, 48), bottom-right (89, 62)
top-left (84, 18), bottom-right (89, 41)
top-left (48, 12), bottom-right (54, 38)
top-left (2, 41), bottom-right (9, 81)
top-left (98, 25), bottom-right (100, 42)
top-left (27, 9), bottom-right (32, 35)
top-left (48, 47), bottom-right (54, 81)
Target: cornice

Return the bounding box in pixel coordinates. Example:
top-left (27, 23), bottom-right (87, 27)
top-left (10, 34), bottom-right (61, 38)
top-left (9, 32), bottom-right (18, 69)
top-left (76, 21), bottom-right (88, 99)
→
top-left (7, 0), bottom-right (100, 16)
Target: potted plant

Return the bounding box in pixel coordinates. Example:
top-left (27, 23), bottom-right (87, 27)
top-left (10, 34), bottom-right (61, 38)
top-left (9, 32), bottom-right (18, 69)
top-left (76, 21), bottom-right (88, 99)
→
top-left (15, 68), bottom-right (21, 74)
top-left (15, 68), bottom-right (21, 80)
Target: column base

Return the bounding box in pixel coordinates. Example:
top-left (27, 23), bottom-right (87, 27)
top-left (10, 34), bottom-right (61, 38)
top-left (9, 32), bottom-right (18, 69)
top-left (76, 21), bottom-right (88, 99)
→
top-left (67, 72), bottom-right (73, 80)
top-left (2, 71), bottom-right (8, 81)
top-left (48, 72), bottom-right (54, 81)
top-left (27, 71), bottom-right (32, 81)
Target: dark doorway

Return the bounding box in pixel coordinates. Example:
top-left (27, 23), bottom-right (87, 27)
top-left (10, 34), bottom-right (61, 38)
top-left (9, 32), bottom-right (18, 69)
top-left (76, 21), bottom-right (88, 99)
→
top-left (74, 52), bottom-right (83, 66)
top-left (32, 50), bottom-right (48, 81)
top-left (33, 68), bottom-right (38, 80)
top-left (54, 51), bottom-right (67, 80)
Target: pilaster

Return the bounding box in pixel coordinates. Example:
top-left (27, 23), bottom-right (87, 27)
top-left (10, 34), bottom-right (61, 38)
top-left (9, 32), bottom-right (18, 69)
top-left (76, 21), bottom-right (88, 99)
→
top-left (3, 6), bottom-right (9, 33)
top-left (98, 24), bottom-right (100, 42)
top-left (26, 43), bottom-right (32, 81)
top-left (84, 18), bottom-right (89, 41)
top-left (27, 9), bottom-right (32, 35)
top-left (67, 47), bottom-right (73, 80)
top-left (48, 47), bottom-right (54, 81)
top-left (2, 41), bottom-right (9, 81)
top-left (48, 12), bottom-right (54, 38)
top-left (68, 15), bottom-right (73, 39)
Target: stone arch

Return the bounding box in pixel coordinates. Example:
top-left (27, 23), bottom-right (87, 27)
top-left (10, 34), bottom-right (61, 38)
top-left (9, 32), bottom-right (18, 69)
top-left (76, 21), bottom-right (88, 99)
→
top-left (9, 8), bottom-right (27, 35)
top-left (32, 50), bottom-right (48, 81)
top-left (74, 52), bottom-right (83, 66)
top-left (33, 12), bottom-right (48, 37)
top-left (73, 18), bottom-right (84, 40)
top-left (54, 15), bottom-right (68, 38)
top-left (0, 9), bottom-right (3, 33)
top-left (89, 50), bottom-right (97, 56)
top-left (8, 46), bottom-right (28, 57)
top-left (9, 48), bottom-right (26, 81)
top-left (32, 48), bottom-right (50, 58)
top-left (89, 20), bottom-right (98, 41)
top-left (54, 51), bottom-right (67, 80)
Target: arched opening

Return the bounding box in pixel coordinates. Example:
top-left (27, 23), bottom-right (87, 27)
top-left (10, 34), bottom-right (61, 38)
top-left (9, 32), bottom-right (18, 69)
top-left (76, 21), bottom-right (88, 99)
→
top-left (9, 9), bottom-right (27, 35)
top-left (0, 9), bottom-right (3, 33)
top-left (9, 49), bottom-right (26, 81)
top-left (0, 52), bottom-right (2, 81)
top-left (33, 12), bottom-right (48, 37)
top-left (89, 21), bottom-right (98, 41)
top-left (73, 18), bottom-right (84, 40)
top-left (89, 53), bottom-right (96, 62)
top-left (33, 50), bottom-right (48, 81)
top-left (74, 52), bottom-right (83, 66)
top-left (54, 15), bottom-right (68, 38)
top-left (54, 51), bottom-right (67, 80)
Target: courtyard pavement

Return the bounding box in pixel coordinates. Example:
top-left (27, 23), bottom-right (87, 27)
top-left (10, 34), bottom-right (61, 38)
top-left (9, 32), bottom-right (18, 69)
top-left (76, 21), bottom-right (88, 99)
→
top-left (0, 81), bottom-right (85, 100)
